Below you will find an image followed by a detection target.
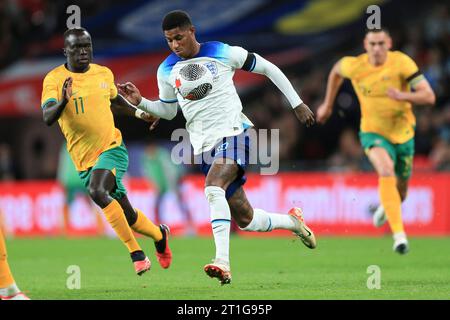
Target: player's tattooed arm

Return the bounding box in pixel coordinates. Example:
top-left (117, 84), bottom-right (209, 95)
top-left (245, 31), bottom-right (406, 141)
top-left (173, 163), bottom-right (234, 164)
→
top-left (42, 77), bottom-right (72, 126)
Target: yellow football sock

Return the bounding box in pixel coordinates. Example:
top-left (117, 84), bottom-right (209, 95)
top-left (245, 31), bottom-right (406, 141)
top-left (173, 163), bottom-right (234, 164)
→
top-left (131, 209), bottom-right (163, 242)
top-left (103, 200), bottom-right (141, 253)
top-left (0, 227), bottom-right (15, 288)
top-left (379, 176), bottom-right (404, 234)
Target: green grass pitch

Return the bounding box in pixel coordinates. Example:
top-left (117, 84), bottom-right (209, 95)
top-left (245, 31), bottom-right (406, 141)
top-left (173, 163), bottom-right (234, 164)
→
top-left (6, 236), bottom-right (450, 300)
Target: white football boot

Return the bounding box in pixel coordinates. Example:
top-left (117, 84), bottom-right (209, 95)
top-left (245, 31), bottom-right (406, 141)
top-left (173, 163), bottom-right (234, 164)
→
top-left (204, 258), bottom-right (232, 285)
top-left (0, 283), bottom-right (30, 300)
top-left (373, 205), bottom-right (388, 227)
top-left (288, 207), bottom-right (317, 249)
top-left (393, 232), bottom-right (409, 255)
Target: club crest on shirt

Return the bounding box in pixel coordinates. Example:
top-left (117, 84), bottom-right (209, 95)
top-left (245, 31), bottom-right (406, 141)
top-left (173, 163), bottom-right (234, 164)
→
top-left (217, 142), bottom-right (229, 152)
top-left (204, 62), bottom-right (219, 80)
top-left (100, 82), bottom-right (108, 89)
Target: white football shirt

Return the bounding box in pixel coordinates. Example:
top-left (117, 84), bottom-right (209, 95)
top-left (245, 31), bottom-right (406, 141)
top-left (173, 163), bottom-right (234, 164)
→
top-left (157, 41), bottom-right (254, 155)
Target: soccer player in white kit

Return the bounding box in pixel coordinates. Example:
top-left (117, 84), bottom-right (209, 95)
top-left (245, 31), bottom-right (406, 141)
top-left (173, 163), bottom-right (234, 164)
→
top-left (118, 10), bottom-right (317, 285)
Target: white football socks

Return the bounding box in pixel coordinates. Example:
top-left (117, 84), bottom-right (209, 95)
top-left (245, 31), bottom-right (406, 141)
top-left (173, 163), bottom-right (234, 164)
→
top-left (240, 208), bottom-right (297, 232)
top-left (205, 186), bottom-right (231, 265)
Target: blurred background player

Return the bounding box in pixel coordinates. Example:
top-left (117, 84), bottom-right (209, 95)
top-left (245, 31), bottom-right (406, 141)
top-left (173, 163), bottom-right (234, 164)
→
top-left (41, 27), bottom-right (172, 275)
top-left (140, 138), bottom-right (196, 235)
top-left (118, 10), bottom-right (317, 285)
top-left (57, 142), bottom-right (100, 232)
top-left (0, 225), bottom-right (29, 300)
top-left (317, 28), bottom-right (436, 254)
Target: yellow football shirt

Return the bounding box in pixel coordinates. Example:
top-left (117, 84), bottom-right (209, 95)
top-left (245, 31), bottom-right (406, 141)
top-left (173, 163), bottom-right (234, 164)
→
top-left (340, 51), bottom-right (424, 144)
top-left (41, 64), bottom-right (121, 171)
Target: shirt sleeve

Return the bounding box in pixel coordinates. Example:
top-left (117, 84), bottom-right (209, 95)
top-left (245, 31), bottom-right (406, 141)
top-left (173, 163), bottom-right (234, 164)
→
top-left (225, 45), bottom-right (249, 69)
top-left (41, 73), bottom-right (59, 109)
top-left (398, 52), bottom-right (424, 87)
top-left (105, 67), bottom-right (118, 99)
top-left (339, 56), bottom-right (358, 79)
top-left (157, 64), bottom-right (178, 103)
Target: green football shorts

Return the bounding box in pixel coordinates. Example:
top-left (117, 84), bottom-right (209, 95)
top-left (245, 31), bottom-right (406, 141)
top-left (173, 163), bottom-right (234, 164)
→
top-left (78, 142), bottom-right (129, 200)
top-left (359, 132), bottom-right (415, 180)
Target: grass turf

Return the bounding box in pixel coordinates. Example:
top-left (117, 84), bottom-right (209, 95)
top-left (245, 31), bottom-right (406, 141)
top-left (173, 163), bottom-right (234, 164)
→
top-left (5, 236), bottom-right (450, 300)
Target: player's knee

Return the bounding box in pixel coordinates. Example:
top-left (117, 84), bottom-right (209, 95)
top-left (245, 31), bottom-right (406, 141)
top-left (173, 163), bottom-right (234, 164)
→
top-left (88, 186), bottom-right (109, 207)
top-left (378, 165), bottom-right (395, 177)
top-left (205, 179), bottom-right (227, 190)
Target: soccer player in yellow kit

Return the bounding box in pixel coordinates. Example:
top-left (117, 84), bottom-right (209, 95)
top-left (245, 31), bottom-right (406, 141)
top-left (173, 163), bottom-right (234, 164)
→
top-left (317, 29), bottom-right (435, 254)
top-left (0, 226), bottom-right (29, 300)
top-left (41, 28), bottom-right (172, 274)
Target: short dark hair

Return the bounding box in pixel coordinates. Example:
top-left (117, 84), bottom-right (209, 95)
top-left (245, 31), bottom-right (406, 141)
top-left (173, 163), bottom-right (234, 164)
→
top-left (162, 10), bottom-right (192, 31)
top-left (365, 27), bottom-right (390, 37)
top-left (64, 27), bottom-right (90, 45)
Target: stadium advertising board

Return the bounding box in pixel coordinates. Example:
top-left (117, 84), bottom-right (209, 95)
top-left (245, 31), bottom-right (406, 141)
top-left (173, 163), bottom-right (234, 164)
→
top-left (0, 173), bottom-right (448, 237)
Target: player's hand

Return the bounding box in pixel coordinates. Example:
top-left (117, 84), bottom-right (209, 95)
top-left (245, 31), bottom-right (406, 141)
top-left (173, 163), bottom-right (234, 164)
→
top-left (294, 103), bottom-right (315, 127)
top-left (141, 112), bottom-right (160, 131)
top-left (62, 77), bottom-right (73, 102)
top-left (117, 82), bottom-right (142, 105)
top-left (387, 88), bottom-right (405, 101)
top-left (316, 102), bottom-right (333, 124)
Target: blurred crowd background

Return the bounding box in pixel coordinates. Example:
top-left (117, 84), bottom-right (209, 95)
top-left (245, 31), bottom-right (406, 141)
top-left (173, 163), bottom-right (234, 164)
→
top-left (0, 0), bottom-right (449, 182)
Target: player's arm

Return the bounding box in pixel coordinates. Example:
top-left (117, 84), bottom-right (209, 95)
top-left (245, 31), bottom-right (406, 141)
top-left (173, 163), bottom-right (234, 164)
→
top-left (110, 94), bottom-right (161, 130)
top-left (42, 77), bottom-right (72, 126)
top-left (117, 82), bottom-right (178, 121)
top-left (243, 52), bottom-right (314, 126)
top-left (316, 60), bottom-right (345, 124)
top-left (387, 77), bottom-right (436, 106)
top-left (387, 53), bottom-right (435, 106)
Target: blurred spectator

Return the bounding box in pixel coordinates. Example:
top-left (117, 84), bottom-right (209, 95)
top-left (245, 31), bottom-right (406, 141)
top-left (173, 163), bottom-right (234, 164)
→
top-left (0, 0), bottom-right (28, 68)
top-left (414, 109), bottom-right (436, 155)
top-left (429, 105), bottom-right (450, 170)
top-left (423, 47), bottom-right (445, 96)
top-left (424, 4), bottom-right (450, 43)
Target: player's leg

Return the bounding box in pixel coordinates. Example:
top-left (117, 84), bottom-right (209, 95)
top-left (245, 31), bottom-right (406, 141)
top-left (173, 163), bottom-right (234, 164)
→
top-left (366, 146), bottom-right (408, 253)
top-left (228, 187), bottom-right (316, 249)
top-left (116, 195), bottom-right (172, 269)
top-left (0, 226), bottom-right (29, 300)
top-left (397, 178), bottom-right (408, 202)
top-left (83, 143), bottom-right (155, 273)
top-left (203, 158), bottom-right (238, 285)
top-left (390, 141), bottom-right (414, 253)
top-left (88, 169), bottom-right (151, 274)
top-left (373, 156), bottom-right (411, 227)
